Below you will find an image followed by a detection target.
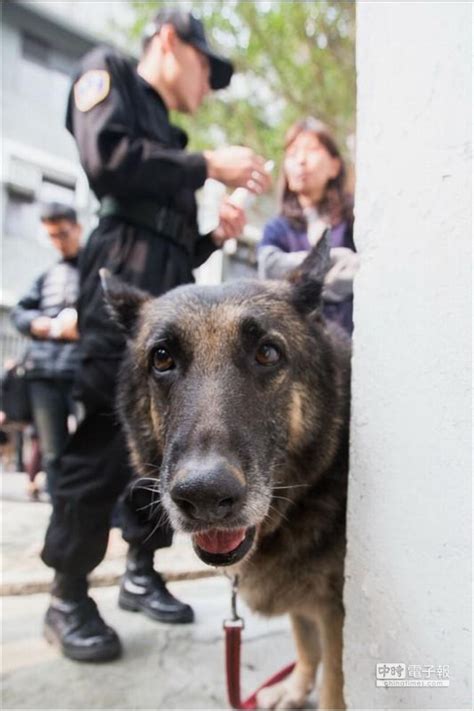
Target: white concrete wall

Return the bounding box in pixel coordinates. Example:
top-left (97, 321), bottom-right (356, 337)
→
top-left (344, 3), bottom-right (472, 709)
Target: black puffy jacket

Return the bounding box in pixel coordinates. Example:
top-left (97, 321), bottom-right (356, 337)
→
top-left (10, 257), bottom-right (81, 380)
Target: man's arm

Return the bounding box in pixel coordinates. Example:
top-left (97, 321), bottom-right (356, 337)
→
top-left (258, 245), bottom-right (308, 280)
top-left (10, 275), bottom-right (44, 336)
top-left (257, 218), bottom-right (309, 280)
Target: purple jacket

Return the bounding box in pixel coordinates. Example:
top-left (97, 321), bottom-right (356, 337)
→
top-left (259, 216), bottom-right (355, 334)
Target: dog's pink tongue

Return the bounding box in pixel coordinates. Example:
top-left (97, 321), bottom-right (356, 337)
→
top-left (194, 529), bottom-right (246, 554)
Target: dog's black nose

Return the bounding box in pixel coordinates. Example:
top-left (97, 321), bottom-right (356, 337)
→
top-left (170, 460), bottom-right (246, 523)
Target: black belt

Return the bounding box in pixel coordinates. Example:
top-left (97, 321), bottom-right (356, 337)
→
top-left (99, 196), bottom-right (189, 249)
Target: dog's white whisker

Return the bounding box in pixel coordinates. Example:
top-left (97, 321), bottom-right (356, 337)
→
top-left (271, 494), bottom-right (295, 506)
top-left (141, 505), bottom-right (171, 544)
top-left (131, 486), bottom-right (159, 496)
top-left (136, 500), bottom-right (161, 512)
top-left (266, 503), bottom-right (290, 525)
top-left (272, 483), bottom-right (309, 490)
top-left (130, 475), bottom-right (158, 492)
top-left (141, 463), bottom-right (162, 473)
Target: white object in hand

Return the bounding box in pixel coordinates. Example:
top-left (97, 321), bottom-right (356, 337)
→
top-left (49, 308), bottom-right (78, 338)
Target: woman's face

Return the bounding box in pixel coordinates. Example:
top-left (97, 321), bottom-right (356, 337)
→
top-left (284, 131), bottom-right (341, 201)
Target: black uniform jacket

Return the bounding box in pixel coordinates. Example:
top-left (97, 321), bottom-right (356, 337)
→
top-left (66, 47), bottom-right (217, 396)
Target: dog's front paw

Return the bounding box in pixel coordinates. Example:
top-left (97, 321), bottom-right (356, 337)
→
top-left (256, 677), bottom-right (311, 710)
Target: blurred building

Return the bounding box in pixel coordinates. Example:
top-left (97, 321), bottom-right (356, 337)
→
top-left (1, 0), bottom-right (100, 360)
top-left (1, 1), bottom-right (268, 363)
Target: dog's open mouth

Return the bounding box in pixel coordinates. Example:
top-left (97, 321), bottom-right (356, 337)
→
top-left (192, 526), bottom-right (256, 566)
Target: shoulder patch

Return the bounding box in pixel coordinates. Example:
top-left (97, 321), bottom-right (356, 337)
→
top-left (74, 70), bottom-right (110, 112)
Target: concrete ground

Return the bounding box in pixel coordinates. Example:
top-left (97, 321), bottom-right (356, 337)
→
top-left (2, 578), bottom-right (295, 710)
top-left (1, 471), bottom-right (298, 710)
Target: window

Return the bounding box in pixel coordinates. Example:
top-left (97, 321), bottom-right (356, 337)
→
top-left (19, 33), bottom-right (73, 117)
top-left (4, 177), bottom-right (76, 240)
top-left (22, 33), bottom-right (50, 67)
top-left (4, 192), bottom-right (40, 239)
top-left (40, 177), bottom-right (76, 207)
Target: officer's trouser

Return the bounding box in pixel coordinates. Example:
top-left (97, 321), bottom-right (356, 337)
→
top-left (41, 218), bottom-right (189, 577)
top-left (41, 357), bottom-right (173, 577)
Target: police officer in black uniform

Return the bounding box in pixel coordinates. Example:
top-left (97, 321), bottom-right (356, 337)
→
top-left (41, 8), bottom-right (271, 662)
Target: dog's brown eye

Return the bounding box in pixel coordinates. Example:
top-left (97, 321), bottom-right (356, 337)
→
top-left (255, 343), bottom-right (281, 366)
top-left (152, 348), bottom-right (175, 372)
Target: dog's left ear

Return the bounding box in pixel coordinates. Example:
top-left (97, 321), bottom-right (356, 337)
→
top-left (99, 269), bottom-right (150, 335)
top-left (288, 255), bottom-right (325, 320)
top-left (289, 274), bottom-right (323, 318)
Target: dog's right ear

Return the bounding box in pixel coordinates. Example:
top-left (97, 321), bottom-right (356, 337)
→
top-left (288, 274), bottom-right (323, 318)
top-left (99, 269), bottom-right (150, 335)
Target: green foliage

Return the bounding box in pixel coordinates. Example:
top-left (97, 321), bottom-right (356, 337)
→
top-left (128, 1), bottom-right (355, 166)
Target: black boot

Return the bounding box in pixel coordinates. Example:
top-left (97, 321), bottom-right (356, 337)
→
top-left (118, 546), bottom-right (194, 624)
top-left (44, 574), bottom-right (122, 662)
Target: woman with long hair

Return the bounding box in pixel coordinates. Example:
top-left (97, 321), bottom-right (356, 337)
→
top-left (258, 117), bottom-right (358, 334)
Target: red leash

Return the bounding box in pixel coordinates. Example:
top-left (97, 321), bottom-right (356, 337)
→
top-left (223, 575), bottom-right (295, 710)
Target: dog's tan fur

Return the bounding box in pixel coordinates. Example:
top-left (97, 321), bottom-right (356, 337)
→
top-left (106, 275), bottom-right (350, 710)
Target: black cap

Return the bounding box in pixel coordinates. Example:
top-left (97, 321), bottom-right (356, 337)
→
top-left (40, 202), bottom-right (77, 223)
top-left (144, 9), bottom-right (234, 90)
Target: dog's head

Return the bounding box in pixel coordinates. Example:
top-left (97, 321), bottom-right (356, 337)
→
top-left (102, 268), bottom-right (348, 568)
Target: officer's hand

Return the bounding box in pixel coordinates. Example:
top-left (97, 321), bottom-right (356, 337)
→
top-left (212, 198), bottom-right (246, 245)
top-left (204, 147), bottom-right (272, 194)
top-left (30, 316), bottom-right (53, 338)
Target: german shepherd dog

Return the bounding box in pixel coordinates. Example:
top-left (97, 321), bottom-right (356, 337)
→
top-left (102, 265), bottom-right (350, 711)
